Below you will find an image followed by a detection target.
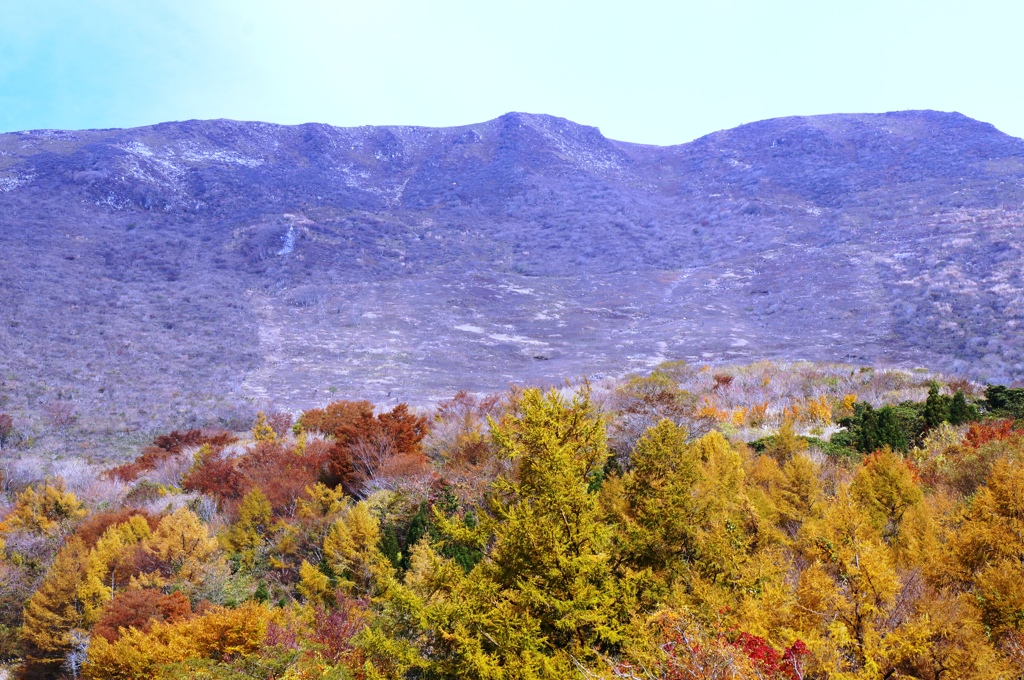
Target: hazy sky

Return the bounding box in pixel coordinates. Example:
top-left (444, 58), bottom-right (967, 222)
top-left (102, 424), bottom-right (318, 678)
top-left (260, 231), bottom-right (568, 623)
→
top-left (1, 0), bottom-right (1021, 145)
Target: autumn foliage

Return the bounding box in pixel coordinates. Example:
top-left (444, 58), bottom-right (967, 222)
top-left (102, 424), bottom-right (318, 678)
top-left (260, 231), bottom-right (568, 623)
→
top-left (72, 509), bottom-right (159, 550)
top-left (0, 413), bottom-right (14, 449)
top-left (182, 440), bottom-right (329, 515)
top-left (300, 400), bottom-right (430, 496)
top-left (108, 429), bottom-right (237, 483)
top-left (964, 418), bottom-right (1018, 448)
top-left (92, 589), bottom-right (191, 643)
top-left (5, 365), bottom-right (1024, 678)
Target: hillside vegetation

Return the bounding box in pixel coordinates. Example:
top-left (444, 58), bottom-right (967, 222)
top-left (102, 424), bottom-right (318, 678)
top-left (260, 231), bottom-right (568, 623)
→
top-left (1, 362), bottom-right (1024, 678)
top-left (2, 111), bottom-right (1024, 450)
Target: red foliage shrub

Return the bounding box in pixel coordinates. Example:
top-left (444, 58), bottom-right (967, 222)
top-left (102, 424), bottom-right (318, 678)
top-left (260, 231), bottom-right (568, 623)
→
top-left (152, 430), bottom-right (205, 453)
top-left (732, 632), bottom-right (780, 672)
top-left (310, 596), bottom-right (369, 664)
top-left (181, 439), bottom-right (328, 515)
top-left (236, 441), bottom-right (328, 515)
top-left (181, 449), bottom-right (244, 503)
top-left (74, 509), bottom-right (160, 549)
top-left (265, 411), bottom-right (294, 438)
top-left (376, 404), bottom-right (430, 458)
top-left (730, 633), bottom-right (808, 680)
top-left (0, 414), bottom-right (13, 449)
top-left (300, 401), bottom-right (376, 441)
top-left (780, 640), bottom-right (809, 680)
top-left (434, 391), bottom-right (502, 425)
top-left (108, 449), bottom-right (171, 484)
top-left (964, 419), bottom-right (1017, 449)
top-left (92, 589), bottom-right (192, 642)
top-left (265, 622), bottom-right (299, 651)
top-left (122, 544), bottom-right (174, 581)
top-left (301, 401), bottom-right (430, 496)
top-left (109, 429), bottom-right (237, 482)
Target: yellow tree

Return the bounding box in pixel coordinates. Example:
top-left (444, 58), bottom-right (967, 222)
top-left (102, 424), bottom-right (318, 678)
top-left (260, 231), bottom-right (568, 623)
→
top-left (797, 482), bottom-right (1009, 679)
top-left (946, 458), bottom-right (1024, 637)
top-left (891, 587), bottom-right (1009, 679)
top-left (273, 482), bottom-right (350, 572)
top-left (21, 537), bottom-right (89, 677)
top-left (605, 420), bottom-right (791, 638)
top-left (251, 412), bottom-right (277, 442)
top-left (611, 418), bottom-right (703, 574)
top-left (224, 487), bottom-right (272, 570)
top-left (365, 387), bottom-right (626, 678)
top-left (0, 481), bottom-right (86, 537)
top-left (297, 559), bottom-right (334, 606)
top-left (142, 507), bottom-right (219, 582)
top-left (796, 487), bottom-right (919, 677)
top-left (851, 449), bottom-right (923, 544)
top-left (774, 452), bottom-right (824, 533)
top-left (476, 387), bottom-right (619, 660)
top-left (323, 501), bottom-right (384, 596)
top-left (78, 516), bottom-right (152, 625)
top-left (766, 418), bottom-right (808, 462)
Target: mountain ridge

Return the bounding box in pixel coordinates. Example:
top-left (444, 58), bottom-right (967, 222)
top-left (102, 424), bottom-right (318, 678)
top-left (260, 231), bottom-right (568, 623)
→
top-left (1, 109), bottom-right (1023, 450)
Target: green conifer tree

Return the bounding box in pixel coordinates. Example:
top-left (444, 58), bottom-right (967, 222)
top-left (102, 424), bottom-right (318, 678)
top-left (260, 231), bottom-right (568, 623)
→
top-left (924, 381), bottom-right (950, 430)
top-left (949, 389), bottom-right (974, 425)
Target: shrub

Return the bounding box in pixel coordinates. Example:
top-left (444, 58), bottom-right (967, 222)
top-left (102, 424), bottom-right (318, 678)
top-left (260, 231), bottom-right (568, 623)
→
top-left (92, 589), bottom-right (192, 642)
top-left (74, 508), bottom-right (160, 549)
top-left (84, 602), bottom-right (274, 679)
top-left (0, 480), bottom-right (87, 537)
top-left (0, 414), bottom-right (14, 450)
top-left (181, 440), bottom-right (329, 515)
top-left (181, 448), bottom-right (244, 504)
top-left (265, 411), bottom-right (294, 438)
top-left (235, 441), bottom-right (327, 515)
top-left (965, 419), bottom-right (1017, 449)
top-left (309, 597), bottom-right (368, 664)
top-left (109, 429), bottom-right (237, 483)
top-left (300, 401), bottom-right (429, 496)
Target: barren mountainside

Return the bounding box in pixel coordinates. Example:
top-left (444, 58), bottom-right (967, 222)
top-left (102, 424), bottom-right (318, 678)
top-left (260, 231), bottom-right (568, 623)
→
top-left (1, 110), bottom-right (1024, 446)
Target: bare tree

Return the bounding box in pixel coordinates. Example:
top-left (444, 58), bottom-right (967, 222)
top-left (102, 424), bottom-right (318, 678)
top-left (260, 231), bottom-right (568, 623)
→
top-left (347, 431), bottom-right (397, 489)
top-left (0, 414), bottom-right (13, 449)
top-left (43, 400), bottom-right (78, 439)
top-left (64, 629), bottom-right (90, 680)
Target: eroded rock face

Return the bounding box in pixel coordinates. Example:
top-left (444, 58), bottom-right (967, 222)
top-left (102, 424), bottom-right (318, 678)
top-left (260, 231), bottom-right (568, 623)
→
top-left (1, 110), bottom-right (1023, 440)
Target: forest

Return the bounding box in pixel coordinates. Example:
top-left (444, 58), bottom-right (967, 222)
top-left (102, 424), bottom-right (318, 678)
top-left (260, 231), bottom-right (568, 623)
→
top-left (1, 361), bottom-right (1024, 679)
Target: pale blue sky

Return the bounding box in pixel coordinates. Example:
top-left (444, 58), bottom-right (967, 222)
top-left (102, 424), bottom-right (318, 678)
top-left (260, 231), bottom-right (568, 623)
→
top-left (1, 0), bottom-right (1021, 144)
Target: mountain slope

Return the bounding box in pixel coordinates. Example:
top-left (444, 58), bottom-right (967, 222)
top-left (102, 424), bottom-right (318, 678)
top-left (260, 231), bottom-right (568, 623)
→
top-left (1, 110), bottom-right (1023, 446)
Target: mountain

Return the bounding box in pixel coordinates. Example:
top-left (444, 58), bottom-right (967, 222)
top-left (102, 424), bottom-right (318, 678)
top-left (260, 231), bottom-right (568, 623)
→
top-left (1, 110), bottom-right (1023, 447)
